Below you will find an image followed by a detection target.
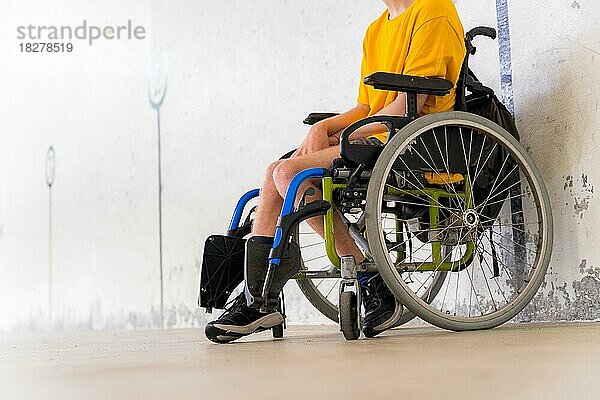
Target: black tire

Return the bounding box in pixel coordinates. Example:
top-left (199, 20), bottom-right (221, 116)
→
top-left (339, 291), bottom-right (360, 340)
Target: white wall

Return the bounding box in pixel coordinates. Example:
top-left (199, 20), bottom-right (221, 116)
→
top-left (508, 0), bottom-right (600, 320)
top-left (0, 0), bottom-right (598, 332)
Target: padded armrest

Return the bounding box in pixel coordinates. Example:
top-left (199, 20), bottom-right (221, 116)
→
top-left (364, 72), bottom-right (453, 96)
top-left (303, 112), bottom-right (339, 126)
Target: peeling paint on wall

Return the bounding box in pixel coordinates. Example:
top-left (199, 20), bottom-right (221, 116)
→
top-left (495, 0), bottom-right (515, 115)
top-left (520, 260), bottom-right (600, 322)
top-left (563, 174), bottom-right (594, 220)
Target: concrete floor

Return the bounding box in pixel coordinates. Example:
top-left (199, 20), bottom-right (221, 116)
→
top-left (1, 323), bottom-right (599, 400)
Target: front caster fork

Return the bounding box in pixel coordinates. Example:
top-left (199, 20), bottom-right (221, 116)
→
top-left (272, 293), bottom-right (285, 339)
top-left (339, 256), bottom-right (361, 340)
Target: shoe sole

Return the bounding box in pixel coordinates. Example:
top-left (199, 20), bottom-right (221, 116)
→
top-left (373, 301), bottom-right (403, 331)
top-left (363, 301), bottom-right (403, 338)
top-left (206, 312), bottom-right (284, 344)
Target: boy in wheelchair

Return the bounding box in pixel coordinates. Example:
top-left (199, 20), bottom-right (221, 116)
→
top-left (204, 0), bottom-right (467, 343)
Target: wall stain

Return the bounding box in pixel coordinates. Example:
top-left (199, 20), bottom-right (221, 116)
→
top-left (495, 0), bottom-right (516, 115)
top-left (165, 304), bottom-right (205, 328)
top-left (573, 196), bottom-right (590, 215)
top-left (2, 303), bottom-right (205, 333)
top-left (518, 260), bottom-right (600, 322)
top-left (563, 175), bottom-right (573, 190)
top-left (563, 173), bottom-right (594, 219)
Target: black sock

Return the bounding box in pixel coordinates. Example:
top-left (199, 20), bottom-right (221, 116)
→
top-left (356, 258), bottom-right (376, 285)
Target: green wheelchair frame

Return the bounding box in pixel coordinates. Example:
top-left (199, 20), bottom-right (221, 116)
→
top-left (318, 176), bottom-right (475, 274)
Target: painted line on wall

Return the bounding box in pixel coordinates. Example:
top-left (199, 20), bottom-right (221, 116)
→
top-left (495, 0), bottom-right (526, 272)
top-left (148, 46), bottom-right (168, 328)
top-left (495, 0), bottom-right (515, 116)
top-left (45, 146), bottom-right (56, 324)
top-left (156, 109), bottom-right (165, 328)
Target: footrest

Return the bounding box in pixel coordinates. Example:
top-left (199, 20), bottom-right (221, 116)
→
top-left (199, 235), bottom-right (246, 312)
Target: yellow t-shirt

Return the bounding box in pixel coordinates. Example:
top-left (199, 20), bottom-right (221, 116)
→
top-left (358, 0), bottom-right (466, 142)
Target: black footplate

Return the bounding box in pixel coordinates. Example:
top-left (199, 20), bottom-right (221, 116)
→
top-left (199, 235), bottom-right (246, 313)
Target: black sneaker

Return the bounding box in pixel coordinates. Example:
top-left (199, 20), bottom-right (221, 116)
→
top-left (360, 274), bottom-right (402, 338)
top-left (205, 292), bottom-right (284, 344)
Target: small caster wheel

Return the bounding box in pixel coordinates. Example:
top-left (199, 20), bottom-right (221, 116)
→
top-left (339, 291), bottom-right (360, 340)
top-left (272, 324), bottom-right (284, 338)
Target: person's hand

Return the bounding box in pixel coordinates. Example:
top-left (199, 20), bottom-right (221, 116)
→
top-left (296, 123), bottom-right (330, 157)
top-left (328, 131), bottom-right (342, 146)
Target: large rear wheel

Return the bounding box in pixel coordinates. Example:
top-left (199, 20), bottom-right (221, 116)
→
top-left (366, 112), bottom-right (553, 331)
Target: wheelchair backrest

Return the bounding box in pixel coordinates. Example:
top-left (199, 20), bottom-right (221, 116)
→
top-left (455, 26), bottom-right (498, 111)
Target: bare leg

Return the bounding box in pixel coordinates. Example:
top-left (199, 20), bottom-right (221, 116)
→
top-left (272, 146), bottom-right (364, 261)
top-left (252, 160), bottom-right (285, 236)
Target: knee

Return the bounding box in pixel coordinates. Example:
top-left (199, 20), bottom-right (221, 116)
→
top-left (262, 161), bottom-right (280, 186)
top-left (272, 161), bottom-right (299, 195)
top-left (265, 161), bottom-right (280, 177)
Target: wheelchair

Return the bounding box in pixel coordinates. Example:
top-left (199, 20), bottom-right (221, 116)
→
top-left (198, 27), bottom-right (553, 340)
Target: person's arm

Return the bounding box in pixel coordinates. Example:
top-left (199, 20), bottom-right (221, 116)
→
top-left (295, 103), bottom-right (370, 156)
top-left (345, 93), bottom-right (428, 141)
top-left (320, 103), bottom-right (370, 134)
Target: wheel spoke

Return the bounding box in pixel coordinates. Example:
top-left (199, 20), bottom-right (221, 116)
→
top-left (475, 232), bottom-right (527, 280)
top-left (475, 176), bottom-right (529, 210)
top-left (411, 133), bottom-right (466, 210)
top-left (459, 126), bottom-right (477, 209)
top-left (476, 160), bottom-right (519, 212)
top-left (390, 161), bottom-right (462, 217)
top-left (472, 141), bottom-right (499, 188)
